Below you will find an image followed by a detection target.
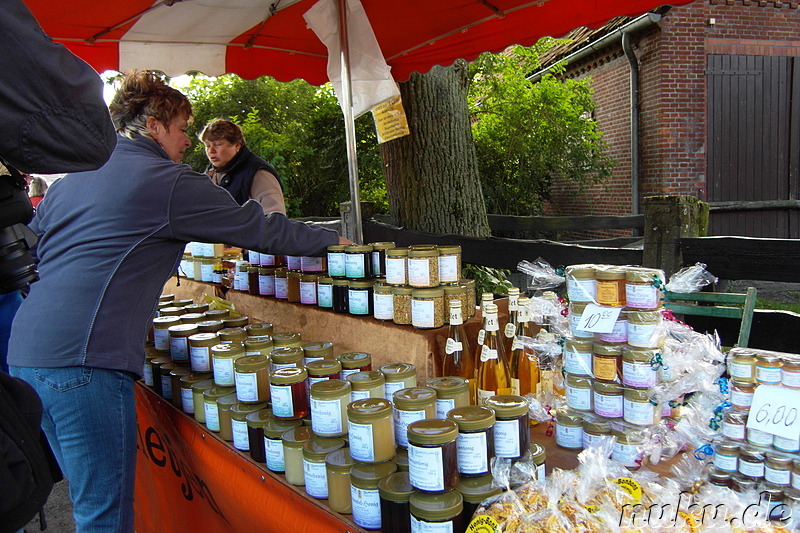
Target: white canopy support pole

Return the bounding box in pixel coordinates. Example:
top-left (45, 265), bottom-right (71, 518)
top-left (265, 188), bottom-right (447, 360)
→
top-left (338, 0), bottom-right (363, 244)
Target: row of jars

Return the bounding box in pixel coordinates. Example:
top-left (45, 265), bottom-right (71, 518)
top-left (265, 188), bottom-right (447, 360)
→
top-left (565, 264), bottom-right (665, 309)
top-left (712, 440), bottom-right (799, 488)
top-left (568, 303), bottom-right (665, 349)
top-left (727, 347), bottom-right (800, 389)
top-left (562, 371), bottom-right (669, 426)
top-left (563, 340), bottom-right (671, 386)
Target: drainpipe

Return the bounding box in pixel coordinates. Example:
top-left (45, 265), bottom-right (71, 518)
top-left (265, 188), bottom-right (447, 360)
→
top-left (621, 32), bottom-right (641, 221)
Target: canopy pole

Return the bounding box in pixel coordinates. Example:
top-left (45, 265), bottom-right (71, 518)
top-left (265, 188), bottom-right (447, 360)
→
top-left (338, 0), bottom-right (363, 244)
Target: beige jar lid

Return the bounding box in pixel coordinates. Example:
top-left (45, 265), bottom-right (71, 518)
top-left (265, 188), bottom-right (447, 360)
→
top-left (197, 319), bottom-right (224, 333)
top-left (179, 313), bottom-right (206, 324)
top-left (327, 244), bottom-right (347, 252)
top-left (345, 244), bottom-right (373, 253)
top-left (280, 425), bottom-right (314, 448)
top-left (369, 241), bottom-right (396, 251)
top-left (309, 379), bottom-right (351, 399)
top-left (273, 332), bottom-right (302, 347)
top-left (153, 316), bottom-right (181, 329)
top-left (159, 293), bottom-right (175, 303)
top-left (223, 316), bottom-right (249, 328)
top-left (245, 409), bottom-right (274, 428)
top-left (379, 472), bottom-right (415, 503)
top-left (218, 327), bottom-right (247, 343)
top-left (325, 448), bottom-right (355, 473)
top-left (210, 343), bottom-right (245, 357)
top-left (302, 341), bottom-right (334, 359)
top-left (302, 437), bottom-right (345, 461)
top-left (485, 394), bottom-right (529, 418)
top-left (346, 370), bottom-right (385, 390)
top-left (380, 362), bottom-right (416, 381)
top-left (168, 324), bottom-right (198, 338)
top-left (203, 385), bottom-right (235, 401)
top-left (246, 323), bottom-right (273, 337)
top-left (184, 302), bottom-right (209, 314)
top-left (347, 398), bottom-right (392, 422)
top-left (595, 266), bottom-right (626, 280)
top-left (234, 355), bottom-right (269, 372)
top-left (338, 352), bottom-right (372, 369)
top-left (427, 377), bottom-right (469, 399)
top-left (231, 402), bottom-right (267, 421)
top-left (271, 347), bottom-right (303, 365)
top-left (410, 490), bottom-right (463, 522)
top-left (204, 309), bottom-right (230, 320)
top-left (386, 248), bottom-right (409, 257)
top-left (350, 461), bottom-right (398, 490)
top-left (270, 367), bottom-right (307, 385)
top-left (393, 387), bottom-right (437, 410)
top-left (263, 418), bottom-right (302, 439)
top-left (447, 406), bottom-right (495, 431)
top-left (457, 474), bottom-right (502, 504)
top-left (306, 359), bottom-right (342, 377)
top-left (407, 419), bottom-right (458, 446)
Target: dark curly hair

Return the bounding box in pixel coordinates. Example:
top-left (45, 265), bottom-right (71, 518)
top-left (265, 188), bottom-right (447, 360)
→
top-left (109, 70), bottom-right (193, 140)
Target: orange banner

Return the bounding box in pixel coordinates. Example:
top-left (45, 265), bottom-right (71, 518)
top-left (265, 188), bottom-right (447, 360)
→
top-left (133, 384), bottom-right (358, 533)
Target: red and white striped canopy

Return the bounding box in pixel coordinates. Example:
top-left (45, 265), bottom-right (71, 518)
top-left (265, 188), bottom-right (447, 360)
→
top-left (24, 0), bottom-right (693, 85)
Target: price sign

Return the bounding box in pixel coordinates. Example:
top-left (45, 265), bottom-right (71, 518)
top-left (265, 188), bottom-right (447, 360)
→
top-left (745, 385), bottom-right (800, 440)
top-left (575, 304), bottom-right (622, 334)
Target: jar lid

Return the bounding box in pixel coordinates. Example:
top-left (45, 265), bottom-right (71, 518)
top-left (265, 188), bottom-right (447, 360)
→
top-left (531, 442), bottom-right (546, 464)
top-left (386, 247), bottom-right (409, 257)
top-left (732, 379), bottom-right (757, 390)
top-left (327, 244), bottom-right (347, 252)
top-left (302, 341), bottom-right (334, 358)
top-left (231, 401), bottom-right (267, 419)
top-left (347, 398), bottom-right (393, 422)
top-left (393, 387), bottom-right (437, 409)
top-left (732, 475), bottom-right (758, 492)
top-left (437, 245), bottom-right (461, 254)
top-left (407, 419), bottom-right (458, 445)
top-left (374, 283), bottom-right (393, 294)
top-left (485, 395), bottom-right (529, 418)
top-left (184, 302), bottom-right (209, 313)
top-left (625, 310), bottom-right (661, 323)
top-left (765, 452), bottom-right (793, 467)
top-left (756, 353), bottom-right (782, 363)
top-left (273, 332), bottom-right (302, 346)
top-left (258, 267), bottom-right (276, 275)
top-left (565, 265), bottom-right (595, 278)
top-left (443, 285), bottom-right (466, 295)
top-left (263, 418), bottom-right (302, 438)
top-left (378, 472), bottom-right (415, 502)
top-left (245, 409), bottom-right (274, 428)
top-left (159, 293), bottom-right (175, 302)
top-left (724, 410), bottom-right (748, 423)
top-left (204, 309), bottom-right (230, 319)
top-left (391, 286), bottom-right (413, 295)
top-left (595, 266), bottom-right (627, 280)
top-left (287, 271), bottom-right (303, 279)
top-left (583, 417), bottom-right (612, 433)
top-left (234, 355), bottom-right (269, 372)
top-left (593, 342), bottom-right (624, 356)
top-left (345, 244), bottom-right (374, 253)
top-left (280, 425), bottom-right (314, 447)
top-left (179, 313), bottom-right (205, 324)
top-left (197, 319), bottom-right (224, 333)
top-left (392, 448), bottom-right (409, 471)
top-left (306, 359), bottom-right (342, 376)
top-left (270, 347), bottom-right (303, 364)
top-left (555, 406), bottom-right (583, 425)
top-left (461, 278), bottom-right (476, 287)
top-left (623, 387), bottom-right (651, 401)
top-left (274, 268), bottom-right (288, 277)
top-left (369, 241), bottom-right (396, 251)
top-left (218, 327), bottom-right (247, 342)
top-left (300, 274), bottom-right (319, 282)
top-left (350, 461), bottom-right (398, 489)
top-left (407, 247), bottom-right (440, 258)
top-left (346, 370), bottom-right (385, 389)
top-left (380, 362), bottom-right (416, 381)
top-left (349, 279), bottom-right (376, 289)
top-left (180, 372), bottom-right (213, 387)
top-left (310, 379), bottom-right (351, 398)
top-left (626, 268), bottom-right (662, 283)
top-left (569, 301), bottom-right (590, 313)
top-left (188, 332), bottom-right (219, 346)
top-left (246, 323), bottom-right (273, 336)
top-left (411, 287), bottom-right (444, 298)
top-left (270, 367), bottom-right (307, 385)
top-left (302, 436), bottom-right (345, 460)
top-left (172, 298), bottom-right (193, 307)
top-left (410, 490), bottom-right (463, 521)
top-left (447, 406), bottom-right (495, 431)
top-left (427, 377), bottom-right (469, 399)
top-left (153, 316), bottom-right (181, 327)
top-left (456, 474), bottom-right (502, 503)
top-left (216, 392), bottom-right (239, 410)
top-left (151, 356), bottom-right (172, 366)
top-left (317, 276), bottom-right (334, 285)
top-left (622, 346), bottom-right (658, 361)
top-left (740, 449), bottom-right (766, 462)
top-left (223, 316), bottom-right (249, 328)
top-left (708, 468), bottom-right (732, 485)
top-left (565, 338), bottom-right (593, 351)
top-left (244, 338), bottom-right (273, 350)
top-left (211, 343), bottom-right (245, 357)
top-left (169, 366), bottom-right (192, 379)
top-left (338, 352), bottom-right (372, 369)
top-left (593, 381), bottom-right (623, 395)
top-left (325, 448), bottom-right (354, 472)
top-left (190, 379), bottom-right (215, 392)
top-left (331, 279), bottom-right (350, 287)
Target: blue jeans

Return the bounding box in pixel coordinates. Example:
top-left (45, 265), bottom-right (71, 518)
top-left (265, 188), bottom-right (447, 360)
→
top-left (10, 366), bottom-right (137, 533)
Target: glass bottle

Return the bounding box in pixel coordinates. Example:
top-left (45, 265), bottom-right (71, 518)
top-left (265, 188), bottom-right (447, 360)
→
top-left (504, 287), bottom-right (520, 340)
top-left (475, 303), bottom-right (511, 405)
top-left (442, 300), bottom-right (475, 404)
top-left (509, 296), bottom-right (537, 397)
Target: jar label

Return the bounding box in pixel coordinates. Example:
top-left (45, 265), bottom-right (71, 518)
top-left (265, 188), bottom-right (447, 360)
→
top-left (730, 389), bottom-right (754, 409)
top-left (232, 419), bottom-right (249, 451)
top-left (765, 465), bottom-right (791, 485)
top-left (212, 357), bottom-right (235, 387)
top-left (622, 361), bottom-right (658, 388)
top-left (435, 398), bottom-right (456, 419)
top-left (445, 338), bottom-right (462, 355)
top-left (594, 390), bottom-right (623, 418)
top-left (625, 283), bottom-right (659, 309)
top-left (511, 337), bottom-right (524, 351)
top-left (555, 423), bottom-right (583, 448)
top-left (274, 277), bottom-right (288, 299)
top-left (567, 278), bottom-right (596, 302)
top-left (169, 336), bottom-right (189, 362)
top-left (385, 257), bottom-right (406, 285)
top-left (143, 363), bottom-right (154, 386)
top-left (593, 356), bottom-right (618, 381)
top-left (793, 471), bottom-right (800, 491)
top-left (249, 251), bottom-right (261, 265)
top-left (597, 318), bottom-right (628, 344)
top-left (511, 377), bottom-right (520, 396)
top-left (374, 293), bottom-right (394, 320)
top-left (384, 381), bottom-right (405, 403)
top-left (351, 486), bottom-right (381, 529)
top-left (349, 289), bottom-right (370, 315)
top-left (756, 365), bottom-right (782, 384)
top-left (407, 258), bottom-right (432, 286)
top-left (341, 368), bottom-right (360, 379)
top-left (317, 284), bottom-right (333, 307)
top-left (286, 256), bottom-right (301, 270)
top-left (774, 435), bottom-right (800, 452)
top-left (477, 388), bottom-right (495, 405)
top-left (713, 452), bottom-right (738, 472)
top-left (729, 360), bottom-right (754, 380)
top-left (371, 251), bottom-right (382, 276)
top-left (564, 349), bottom-right (592, 375)
top-left (782, 369), bottom-right (800, 388)
top-left (181, 388), bottom-right (194, 414)
top-left (190, 346), bottom-right (212, 372)
top-left (345, 254), bottom-right (367, 278)
top-left (536, 462), bottom-right (546, 481)
top-left (583, 430), bottom-right (612, 450)
top-left (327, 252), bottom-right (346, 277)
top-left (623, 398), bottom-right (655, 425)
top-left (180, 259), bottom-right (193, 279)
top-left (408, 443), bottom-right (445, 491)
top-left (566, 384), bottom-right (592, 411)
top-left (477, 329), bottom-right (486, 346)
top-left (234, 371), bottom-right (260, 403)
top-left (480, 345), bottom-right (499, 362)
top-left (596, 280), bottom-right (624, 306)
top-left (261, 254), bottom-right (277, 266)
top-left (308, 376), bottom-right (330, 387)
top-left (300, 282), bottom-right (317, 304)
top-left (411, 299), bottom-right (436, 328)
top-left (738, 461), bottom-right (765, 478)
top-left (394, 408), bottom-right (426, 447)
top-left (301, 257), bottom-right (325, 272)
top-left (438, 255), bottom-right (459, 283)
top-left (264, 437), bottom-right (285, 472)
top-left (201, 262), bottom-right (215, 282)
top-left (204, 403), bottom-right (220, 432)
top-left (747, 428), bottom-right (774, 447)
top-left (494, 419), bottom-right (521, 458)
top-left (569, 312), bottom-right (594, 339)
top-left (311, 397), bottom-right (343, 435)
top-left (212, 271), bottom-right (222, 284)
top-left (350, 389), bottom-right (370, 402)
top-left (721, 420), bottom-right (746, 440)
top-left (303, 459), bottom-right (328, 498)
top-left (411, 514), bottom-right (453, 533)
top-left (504, 323), bottom-right (516, 338)
top-left (348, 421), bottom-right (375, 462)
top-left (612, 441), bottom-right (642, 467)
top-left (456, 431), bottom-right (489, 475)
top-left (161, 375), bottom-right (173, 400)
top-left (234, 271), bottom-right (249, 292)
top-left (270, 384), bottom-right (295, 418)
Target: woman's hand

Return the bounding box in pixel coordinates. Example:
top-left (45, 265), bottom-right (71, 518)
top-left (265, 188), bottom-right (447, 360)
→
top-left (338, 236), bottom-right (356, 245)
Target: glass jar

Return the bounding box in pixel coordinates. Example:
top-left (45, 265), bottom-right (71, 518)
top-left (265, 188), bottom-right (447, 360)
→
top-left (156, 362), bottom-right (179, 400)
top-left (626, 309), bottom-right (663, 349)
top-left (347, 371), bottom-right (386, 402)
top-left (347, 398), bottom-right (397, 463)
top-left (245, 409), bottom-right (273, 463)
top-left (204, 308), bottom-right (230, 321)
top-left (443, 285), bottom-right (469, 325)
top-left (286, 271), bottom-right (302, 303)
top-left (411, 287), bottom-right (445, 329)
top-left (447, 406), bottom-right (495, 477)
top-left (211, 343), bottom-right (245, 387)
top-left (269, 367), bottom-right (309, 419)
top-left (393, 448), bottom-right (409, 472)
top-left (793, 459), bottom-right (800, 491)
top-left (765, 452), bottom-right (793, 486)
top-left (234, 263), bottom-right (251, 292)
top-left (179, 313), bottom-right (205, 325)
top-left (611, 424), bottom-right (646, 468)
top-left (756, 353), bottom-right (783, 385)
top-left (592, 342), bottom-right (622, 382)
top-left (300, 255), bottom-right (327, 273)
top-left (747, 427), bottom-right (774, 448)
top-left (270, 347), bottom-right (303, 372)
top-left (369, 242), bottom-right (395, 277)
top-left (392, 286), bottom-right (413, 325)
top-left (263, 418), bottom-right (303, 473)
top-left (437, 245), bottom-right (462, 284)
top-left (457, 474), bottom-right (502, 520)
top-left (774, 434), bottom-right (800, 453)
top-left (623, 387), bottom-right (659, 426)
top-left (582, 417), bottom-right (613, 449)
top-left (247, 265), bottom-right (260, 295)
top-left (461, 279), bottom-right (477, 318)
top-left (332, 278), bottom-right (349, 313)
top-left (722, 410), bottom-right (748, 441)
top-left (625, 268), bottom-right (662, 310)
top-left (257, 267), bottom-right (276, 296)
top-left (393, 387), bottom-right (437, 448)
top-left (381, 362), bottom-right (418, 401)
top-left (563, 338), bottom-right (593, 376)
top-left (234, 355), bottom-right (270, 403)
top-left (168, 366), bottom-right (192, 409)
top-left (427, 377), bottom-right (470, 419)
top-left (299, 274), bottom-right (319, 305)
top-left (285, 255), bottom-right (302, 271)
top-left (246, 321), bottom-right (272, 339)
top-left (409, 490), bottom-right (464, 533)
top-left (187, 332), bottom-right (218, 373)
top-left (274, 268), bottom-right (288, 299)
top-left (153, 316), bottom-right (181, 353)
top-left (738, 449), bottom-right (766, 480)
top-left (326, 448), bottom-right (355, 514)
top-left (301, 340), bottom-right (334, 365)
top-left (149, 356), bottom-right (171, 396)
top-left (782, 356), bottom-right (800, 389)
top-left (230, 401), bottom-right (267, 450)
top-left (565, 264), bottom-right (596, 302)
top-left (302, 436), bottom-right (346, 499)
top-left (595, 312), bottom-right (627, 345)
top-left (730, 379), bottom-right (757, 410)
top-left (385, 248), bottom-right (409, 286)
top-left (622, 347), bottom-right (659, 388)
top-left (327, 244), bottom-right (347, 278)
top-left (190, 379), bottom-right (214, 424)
top-left (306, 359), bottom-right (342, 386)
top-left (316, 276), bottom-right (334, 309)
top-left (159, 306), bottom-right (185, 318)
top-left (179, 373), bottom-right (212, 415)
top-left (708, 468), bottom-right (732, 488)
top-left (407, 419), bottom-right (459, 492)
top-left (595, 266), bottom-right (627, 307)
top-left (197, 319), bottom-right (224, 334)
top-left (485, 395), bottom-right (530, 459)
top-left (309, 379), bottom-right (351, 437)
top-left (407, 247), bottom-right (440, 288)
top-left (593, 380), bottom-right (624, 419)
top-left (338, 352), bottom-right (373, 378)
top-left (218, 326), bottom-right (246, 344)
top-left (260, 253), bottom-right (283, 267)
top-left (379, 472), bottom-right (414, 533)
top-left (351, 461), bottom-right (399, 530)
top-left (713, 441), bottom-right (740, 472)
top-left (282, 426), bottom-right (314, 485)
top-left (345, 244), bottom-right (373, 280)
top-left (373, 282), bottom-right (394, 321)
top-left (216, 393), bottom-right (240, 441)
top-left (272, 332), bottom-right (301, 349)
top-left (202, 385), bottom-right (235, 432)
top-left (565, 373), bottom-right (593, 412)
top-left (244, 338), bottom-right (273, 357)
top-left (555, 407), bottom-right (584, 449)
top-left (349, 279), bottom-right (375, 316)
top-left (223, 314), bottom-right (249, 327)
top-left (727, 348), bottom-right (757, 383)
top-left (568, 301), bottom-right (594, 339)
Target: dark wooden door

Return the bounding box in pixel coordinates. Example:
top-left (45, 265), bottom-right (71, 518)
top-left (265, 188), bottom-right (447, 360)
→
top-left (706, 54), bottom-right (800, 237)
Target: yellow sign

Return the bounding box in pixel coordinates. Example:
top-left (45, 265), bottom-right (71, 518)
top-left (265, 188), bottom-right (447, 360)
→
top-left (613, 477), bottom-right (643, 505)
top-left (372, 95), bottom-right (410, 143)
top-left (466, 514), bottom-right (500, 533)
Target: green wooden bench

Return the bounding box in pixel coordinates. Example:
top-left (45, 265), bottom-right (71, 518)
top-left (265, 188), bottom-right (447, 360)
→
top-left (662, 287), bottom-right (757, 348)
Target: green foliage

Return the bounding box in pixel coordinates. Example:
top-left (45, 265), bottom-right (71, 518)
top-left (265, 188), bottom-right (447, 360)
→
top-left (462, 264), bottom-right (513, 302)
top-left (468, 41), bottom-right (616, 216)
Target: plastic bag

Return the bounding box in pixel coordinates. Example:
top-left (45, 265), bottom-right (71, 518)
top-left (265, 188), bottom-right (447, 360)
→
top-left (664, 263), bottom-right (718, 293)
top-left (203, 294), bottom-right (240, 317)
top-left (517, 258), bottom-right (565, 290)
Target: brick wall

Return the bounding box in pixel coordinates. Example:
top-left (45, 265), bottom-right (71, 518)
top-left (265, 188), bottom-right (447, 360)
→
top-left (544, 0), bottom-right (800, 239)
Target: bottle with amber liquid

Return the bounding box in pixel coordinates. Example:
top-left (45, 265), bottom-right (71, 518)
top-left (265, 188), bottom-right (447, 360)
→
top-left (504, 287), bottom-right (520, 342)
top-left (508, 297), bottom-right (538, 397)
top-left (476, 303), bottom-right (511, 405)
top-left (443, 300), bottom-right (475, 404)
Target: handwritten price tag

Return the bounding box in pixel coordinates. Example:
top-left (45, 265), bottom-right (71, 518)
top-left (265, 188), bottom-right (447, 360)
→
top-left (575, 304), bottom-right (622, 334)
top-left (745, 385), bottom-right (800, 440)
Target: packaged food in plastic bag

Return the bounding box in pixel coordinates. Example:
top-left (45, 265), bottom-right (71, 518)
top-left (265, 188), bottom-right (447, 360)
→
top-left (664, 262), bottom-right (718, 293)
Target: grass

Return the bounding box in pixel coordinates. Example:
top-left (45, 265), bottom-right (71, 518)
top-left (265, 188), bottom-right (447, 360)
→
top-left (756, 298), bottom-right (800, 314)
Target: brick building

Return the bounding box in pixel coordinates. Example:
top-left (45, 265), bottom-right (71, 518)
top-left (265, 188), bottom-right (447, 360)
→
top-left (537, 0), bottom-right (800, 238)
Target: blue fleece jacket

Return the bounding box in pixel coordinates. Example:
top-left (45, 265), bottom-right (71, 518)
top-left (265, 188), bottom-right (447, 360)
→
top-left (7, 135), bottom-right (338, 376)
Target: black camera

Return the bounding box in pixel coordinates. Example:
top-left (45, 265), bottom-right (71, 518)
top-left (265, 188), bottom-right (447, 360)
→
top-left (0, 166), bottom-right (38, 294)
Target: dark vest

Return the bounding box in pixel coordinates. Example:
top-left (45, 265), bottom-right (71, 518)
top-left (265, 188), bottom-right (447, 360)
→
top-left (209, 146), bottom-right (282, 206)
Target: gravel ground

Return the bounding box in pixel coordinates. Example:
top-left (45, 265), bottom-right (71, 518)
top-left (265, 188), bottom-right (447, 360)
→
top-left (25, 480), bottom-right (75, 533)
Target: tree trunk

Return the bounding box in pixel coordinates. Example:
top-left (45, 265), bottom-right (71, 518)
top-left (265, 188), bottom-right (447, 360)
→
top-left (380, 61), bottom-right (490, 238)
